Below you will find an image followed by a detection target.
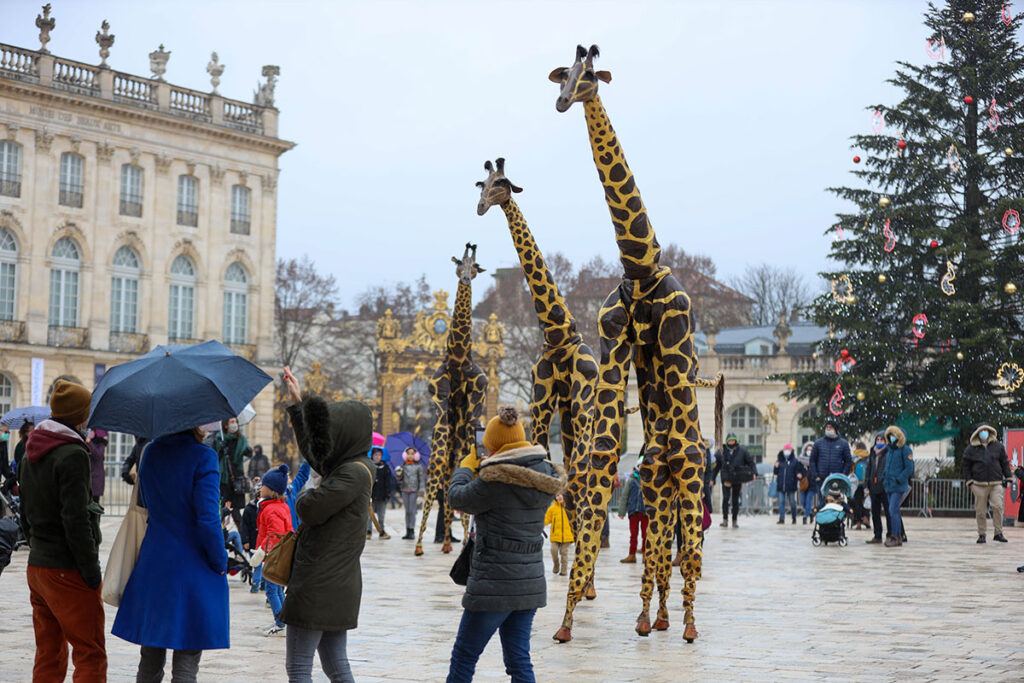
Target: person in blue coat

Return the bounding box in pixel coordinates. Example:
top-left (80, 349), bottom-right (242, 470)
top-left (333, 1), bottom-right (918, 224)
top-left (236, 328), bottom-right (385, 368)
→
top-left (112, 427), bottom-right (229, 679)
top-left (773, 444), bottom-right (806, 524)
top-left (881, 426), bottom-right (914, 548)
top-left (809, 420), bottom-right (853, 507)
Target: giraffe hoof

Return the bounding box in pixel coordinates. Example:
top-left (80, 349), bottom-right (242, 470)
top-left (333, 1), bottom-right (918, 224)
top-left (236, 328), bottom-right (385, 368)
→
top-left (414, 545), bottom-right (424, 556)
top-left (635, 618), bottom-right (651, 637)
top-left (552, 627), bottom-right (572, 643)
top-left (441, 543), bottom-right (452, 553)
top-left (653, 619), bottom-right (669, 631)
top-left (683, 624), bottom-right (698, 643)
top-left (583, 583), bottom-right (597, 600)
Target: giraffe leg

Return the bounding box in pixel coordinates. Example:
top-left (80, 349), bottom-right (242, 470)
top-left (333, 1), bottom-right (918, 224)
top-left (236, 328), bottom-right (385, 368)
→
top-left (414, 481), bottom-right (436, 557)
top-left (638, 453), bottom-right (673, 634)
top-left (442, 488), bottom-right (455, 554)
top-left (673, 439), bottom-right (705, 643)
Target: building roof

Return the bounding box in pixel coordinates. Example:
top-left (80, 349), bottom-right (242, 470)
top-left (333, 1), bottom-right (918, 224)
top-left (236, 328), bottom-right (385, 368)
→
top-left (694, 321), bottom-right (826, 355)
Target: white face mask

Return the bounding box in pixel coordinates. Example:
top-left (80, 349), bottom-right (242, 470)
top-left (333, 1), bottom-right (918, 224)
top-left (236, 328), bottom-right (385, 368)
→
top-left (825, 429), bottom-right (836, 439)
top-left (783, 449), bottom-right (792, 456)
top-left (227, 423), bottom-right (239, 434)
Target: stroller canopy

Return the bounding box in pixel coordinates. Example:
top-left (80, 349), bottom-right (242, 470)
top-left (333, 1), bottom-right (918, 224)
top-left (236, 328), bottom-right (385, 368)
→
top-left (820, 473), bottom-right (853, 499)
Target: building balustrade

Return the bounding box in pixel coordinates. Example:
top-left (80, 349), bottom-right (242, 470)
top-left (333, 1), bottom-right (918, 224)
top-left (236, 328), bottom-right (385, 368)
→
top-left (699, 353), bottom-right (822, 378)
top-left (167, 336), bottom-right (203, 345)
top-left (0, 320), bottom-right (26, 343)
top-left (48, 325), bottom-right (89, 348)
top-left (109, 331), bottom-right (150, 354)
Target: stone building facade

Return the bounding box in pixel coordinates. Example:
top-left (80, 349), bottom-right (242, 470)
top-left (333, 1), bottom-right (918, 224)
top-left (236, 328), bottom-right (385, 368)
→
top-left (0, 13), bottom-right (293, 464)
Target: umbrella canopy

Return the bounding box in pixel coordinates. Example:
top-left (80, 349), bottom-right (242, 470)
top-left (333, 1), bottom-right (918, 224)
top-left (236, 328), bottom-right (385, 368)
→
top-left (384, 431), bottom-right (430, 477)
top-left (820, 473), bottom-right (853, 499)
top-left (88, 340), bottom-right (273, 439)
top-left (0, 406), bottom-right (50, 430)
top-left (372, 431), bottom-right (386, 447)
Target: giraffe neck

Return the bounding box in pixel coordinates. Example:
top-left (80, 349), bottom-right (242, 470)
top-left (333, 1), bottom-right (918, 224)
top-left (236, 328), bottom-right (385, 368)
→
top-left (583, 95), bottom-right (662, 280)
top-left (501, 198), bottom-right (577, 347)
top-left (447, 277), bottom-right (472, 363)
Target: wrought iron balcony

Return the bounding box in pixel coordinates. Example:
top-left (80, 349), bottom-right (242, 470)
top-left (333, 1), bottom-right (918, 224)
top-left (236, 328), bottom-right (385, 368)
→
top-left (167, 336), bottom-right (203, 345)
top-left (109, 331), bottom-right (150, 354)
top-left (0, 319), bottom-right (26, 343)
top-left (230, 218), bottom-right (250, 235)
top-left (177, 209), bottom-right (198, 227)
top-left (119, 199), bottom-right (142, 217)
top-left (48, 325), bottom-right (89, 348)
top-left (228, 343), bottom-right (256, 361)
top-left (0, 176), bottom-right (21, 198)
top-left (59, 187), bottom-right (83, 208)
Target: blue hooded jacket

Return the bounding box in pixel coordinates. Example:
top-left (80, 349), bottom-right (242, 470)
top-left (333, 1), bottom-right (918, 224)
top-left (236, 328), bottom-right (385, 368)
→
top-left (881, 426), bottom-right (914, 494)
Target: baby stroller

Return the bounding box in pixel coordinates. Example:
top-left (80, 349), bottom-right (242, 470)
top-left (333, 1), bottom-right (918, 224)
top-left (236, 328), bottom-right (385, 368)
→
top-left (0, 488), bottom-right (27, 576)
top-left (225, 534), bottom-right (253, 585)
top-left (812, 473), bottom-right (853, 547)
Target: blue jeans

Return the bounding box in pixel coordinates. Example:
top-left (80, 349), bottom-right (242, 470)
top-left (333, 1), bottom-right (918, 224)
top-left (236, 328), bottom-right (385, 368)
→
top-left (252, 564), bottom-right (263, 590)
top-left (888, 492), bottom-right (904, 539)
top-left (447, 609), bottom-right (536, 683)
top-left (226, 530), bottom-right (244, 556)
top-left (777, 491), bottom-right (796, 520)
top-left (285, 625), bottom-right (353, 682)
top-left (801, 490), bottom-right (815, 519)
top-left (266, 578), bottom-right (285, 626)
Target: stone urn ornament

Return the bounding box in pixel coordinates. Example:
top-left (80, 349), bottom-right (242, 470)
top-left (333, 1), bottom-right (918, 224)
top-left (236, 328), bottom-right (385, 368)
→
top-left (36, 3), bottom-right (55, 54)
top-left (207, 52), bottom-right (225, 94)
top-left (96, 20), bottom-right (114, 68)
top-left (149, 44), bottom-right (170, 81)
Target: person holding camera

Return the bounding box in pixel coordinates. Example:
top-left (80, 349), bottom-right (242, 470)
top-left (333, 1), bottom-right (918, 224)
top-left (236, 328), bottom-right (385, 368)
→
top-left (712, 433), bottom-right (755, 528)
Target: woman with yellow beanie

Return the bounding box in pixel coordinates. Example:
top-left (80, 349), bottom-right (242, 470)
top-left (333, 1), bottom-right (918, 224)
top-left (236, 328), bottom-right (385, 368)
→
top-left (446, 406), bottom-right (566, 683)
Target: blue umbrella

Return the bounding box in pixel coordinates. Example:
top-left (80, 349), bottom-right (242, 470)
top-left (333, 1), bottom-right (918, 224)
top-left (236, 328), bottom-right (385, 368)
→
top-left (384, 431), bottom-right (430, 477)
top-left (88, 340), bottom-right (273, 438)
top-left (0, 405), bottom-right (50, 430)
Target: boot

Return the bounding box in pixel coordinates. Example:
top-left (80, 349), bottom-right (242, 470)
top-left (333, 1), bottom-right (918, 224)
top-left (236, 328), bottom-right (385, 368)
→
top-left (719, 518), bottom-right (728, 528)
top-left (776, 519), bottom-right (785, 525)
top-left (802, 517), bottom-right (808, 525)
top-left (402, 528), bottom-right (414, 540)
top-left (366, 531), bottom-right (372, 540)
top-left (671, 552), bottom-right (682, 566)
top-left (791, 516), bottom-right (797, 525)
top-left (883, 535), bottom-right (902, 547)
top-left (994, 533), bottom-right (1008, 543)
top-left (379, 531), bottom-right (391, 540)
top-left (977, 535), bottom-right (986, 544)
top-left (731, 518), bottom-right (738, 529)
top-left (620, 554), bottom-right (637, 564)
top-left (600, 537), bottom-right (610, 549)
top-left (865, 537), bottom-right (883, 544)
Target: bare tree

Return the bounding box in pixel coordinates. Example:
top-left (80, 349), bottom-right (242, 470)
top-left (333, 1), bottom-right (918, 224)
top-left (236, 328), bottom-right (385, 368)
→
top-left (731, 264), bottom-right (811, 326)
top-left (274, 256), bottom-right (340, 367)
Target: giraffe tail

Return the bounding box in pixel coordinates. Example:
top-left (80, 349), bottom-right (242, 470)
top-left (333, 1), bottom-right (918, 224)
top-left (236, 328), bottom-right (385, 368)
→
top-left (713, 372), bottom-right (724, 450)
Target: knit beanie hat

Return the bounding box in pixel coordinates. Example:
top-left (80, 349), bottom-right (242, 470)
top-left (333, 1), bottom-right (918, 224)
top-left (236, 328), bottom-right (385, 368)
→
top-left (50, 380), bottom-right (91, 427)
top-left (262, 464), bottom-right (289, 494)
top-left (483, 406), bottom-right (528, 454)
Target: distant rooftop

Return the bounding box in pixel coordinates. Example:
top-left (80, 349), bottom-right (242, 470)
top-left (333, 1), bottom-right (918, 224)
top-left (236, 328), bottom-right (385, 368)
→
top-left (695, 321), bottom-right (826, 355)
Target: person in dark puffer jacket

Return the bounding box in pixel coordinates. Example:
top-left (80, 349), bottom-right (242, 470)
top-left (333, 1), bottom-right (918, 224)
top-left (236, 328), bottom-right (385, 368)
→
top-left (810, 420), bottom-right (853, 507)
top-left (19, 380), bottom-right (106, 681)
top-left (446, 406), bottom-right (566, 683)
top-left (961, 424), bottom-right (1012, 544)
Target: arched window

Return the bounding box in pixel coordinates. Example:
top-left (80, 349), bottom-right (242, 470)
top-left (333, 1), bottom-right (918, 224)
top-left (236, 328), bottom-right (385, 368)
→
top-left (168, 255), bottom-right (196, 341)
top-left (0, 141), bottom-right (21, 198)
top-left (0, 227), bottom-right (17, 321)
top-left (796, 406), bottom-right (821, 447)
top-left (727, 404), bottom-right (764, 458)
top-left (110, 246), bottom-right (140, 333)
top-left (0, 372), bottom-right (13, 417)
top-left (120, 164), bottom-right (143, 217)
top-left (59, 152), bottom-right (84, 207)
top-left (177, 175), bottom-right (198, 227)
top-left (223, 263), bottom-right (248, 344)
top-left (49, 237), bottom-right (80, 327)
top-left (230, 184), bottom-right (250, 234)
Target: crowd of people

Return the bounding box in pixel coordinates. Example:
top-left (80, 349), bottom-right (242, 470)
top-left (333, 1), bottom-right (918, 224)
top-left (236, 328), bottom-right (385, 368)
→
top-left (2, 374), bottom-right (1022, 681)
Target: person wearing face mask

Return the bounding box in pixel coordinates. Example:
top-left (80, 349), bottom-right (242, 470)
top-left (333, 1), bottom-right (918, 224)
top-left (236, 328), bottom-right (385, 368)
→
top-left (961, 424), bottom-right (1011, 544)
top-left (0, 424), bottom-right (13, 494)
top-left (881, 426), bottom-right (914, 547)
top-left (850, 441), bottom-right (870, 529)
top-left (712, 433), bottom-right (755, 528)
top-left (797, 442), bottom-right (815, 523)
top-left (214, 416), bottom-right (252, 530)
top-left (809, 421), bottom-right (853, 510)
top-left (774, 444), bottom-right (805, 524)
top-left (864, 432), bottom-right (891, 544)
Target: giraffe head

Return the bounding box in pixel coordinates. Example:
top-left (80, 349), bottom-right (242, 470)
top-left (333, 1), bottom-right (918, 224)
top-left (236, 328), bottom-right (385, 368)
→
top-left (452, 242), bottom-right (485, 285)
top-left (549, 44), bottom-right (611, 113)
top-left (475, 158), bottom-right (523, 216)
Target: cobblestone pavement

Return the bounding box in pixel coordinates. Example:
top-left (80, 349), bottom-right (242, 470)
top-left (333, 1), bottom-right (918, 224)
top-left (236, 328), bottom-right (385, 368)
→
top-left (1, 510), bottom-right (1022, 682)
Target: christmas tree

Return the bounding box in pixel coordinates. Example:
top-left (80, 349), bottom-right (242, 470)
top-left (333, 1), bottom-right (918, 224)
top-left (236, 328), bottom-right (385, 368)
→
top-left (777, 0), bottom-right (1024, 458)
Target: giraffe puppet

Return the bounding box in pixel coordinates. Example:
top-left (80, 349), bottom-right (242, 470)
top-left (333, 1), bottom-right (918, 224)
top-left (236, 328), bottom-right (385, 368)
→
top-left (475, 157), bottom-right (603, 604)
top-left (414, 243), bottom-right (489, 556)
top-left (548, 44), bottom-right (723, 644)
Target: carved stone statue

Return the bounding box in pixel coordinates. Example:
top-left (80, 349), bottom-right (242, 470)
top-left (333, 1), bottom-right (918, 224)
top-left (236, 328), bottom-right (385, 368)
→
top-left (207, 52), bottom-right (225, 94)
top-left (773, 311), bottom-right (792, 354)
top-left (36, 4), bottom-right (55, 54)
top-left (482, 313), bottom-right (504, 343)
top-left (149, 44), bottom-right (170, 81)
top-left (254, 65), bottom-right (279, 107)
top-left (95, 20), bottom-right (114, 68)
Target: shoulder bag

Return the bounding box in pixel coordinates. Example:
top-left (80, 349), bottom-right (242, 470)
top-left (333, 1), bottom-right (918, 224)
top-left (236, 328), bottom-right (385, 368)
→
top-left (449, 537), bottom-right (475, 586)
top-left (102, 446), bottom-right (149, 606)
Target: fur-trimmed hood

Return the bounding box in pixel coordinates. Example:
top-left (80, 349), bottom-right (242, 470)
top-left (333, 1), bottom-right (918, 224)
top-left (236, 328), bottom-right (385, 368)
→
top-left (970, 424), bottom-right (998, 446)
top-left (288, 396), bottom-right (372, 476)
top-left (478, 444), bottom-right (567, 496)
top-left (884, 425), bottom-right (906, 448)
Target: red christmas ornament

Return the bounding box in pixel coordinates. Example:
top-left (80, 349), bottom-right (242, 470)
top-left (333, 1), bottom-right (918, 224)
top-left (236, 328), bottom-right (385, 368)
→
top-left (840, 349), bottom-right (850, 358)
top-left (930, 239), bottom-right (939, 248)
top-left (897, 140), bottom-right (907, 150)
top-left (965, 95), bottom-right (974, 105)
top-left (828, 384), bottom-right (845, 416)
top-left (853, 155), bottom-right (861, 163)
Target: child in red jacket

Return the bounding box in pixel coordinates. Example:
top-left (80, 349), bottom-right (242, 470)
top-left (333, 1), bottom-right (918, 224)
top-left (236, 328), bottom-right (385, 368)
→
top-left (255, 464), bottom-right (293, 635)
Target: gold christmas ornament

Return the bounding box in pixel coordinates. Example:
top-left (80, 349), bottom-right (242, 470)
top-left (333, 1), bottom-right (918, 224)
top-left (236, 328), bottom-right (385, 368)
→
top-left (812, 352), bottom-right (819, 360)
top-left (1005, 282), bottom-right (1018, 295)
top-left (963, 11), bottom-right (975, 22)
top-left (878, 196), bottom-right (891, 208)
top-left (1007, 147), bottom-right (1015, 156)
top-left (845, 295), bottom-right (858, 305)
top-left (831, 274), bottom-right (854, 304)
top-left (829, 331), bottom-right (836, 339)
top-left (878, 273), bottom-right (888, 283)
top-left (788, 379), bottom-right (797, 390)
top-left (997, 362), bottom-right (1024, 392)
top-left (856, 391), bottom-right (866, 401)
top-left (956, 351), bottom-right (965, 361)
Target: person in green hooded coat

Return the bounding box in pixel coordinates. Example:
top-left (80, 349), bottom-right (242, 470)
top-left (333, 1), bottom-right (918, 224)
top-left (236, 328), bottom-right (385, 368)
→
top-left (279, 366), bottom-right (373, 683)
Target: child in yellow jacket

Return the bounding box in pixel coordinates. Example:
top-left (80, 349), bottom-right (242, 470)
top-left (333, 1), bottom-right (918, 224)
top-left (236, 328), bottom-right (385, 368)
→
top-left (544, 494), bottom-right (574, 576)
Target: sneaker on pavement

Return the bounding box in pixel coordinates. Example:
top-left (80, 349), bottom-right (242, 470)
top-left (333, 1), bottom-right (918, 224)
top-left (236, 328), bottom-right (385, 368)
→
top-left (865, 537), bottom-right (883, 544)
top-left (264, 624), bottom-right (285, 636)
top-left (977, 535), bottom-right (986, 544)
top-left (994, 533), bottom-right (1008, 543)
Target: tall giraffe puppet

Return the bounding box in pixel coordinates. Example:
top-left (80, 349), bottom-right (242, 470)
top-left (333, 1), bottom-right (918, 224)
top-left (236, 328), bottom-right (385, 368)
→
top-left (475, 157), bottom-right (602, 600)
top-left (549, 44), bottom-right (724, 644)
top-left (414, 243), bottom-right (489, 556)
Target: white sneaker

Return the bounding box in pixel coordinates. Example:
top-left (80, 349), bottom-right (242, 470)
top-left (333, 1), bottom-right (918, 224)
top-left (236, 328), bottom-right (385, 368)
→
top-left (264, 624), bottom-right (285, 636)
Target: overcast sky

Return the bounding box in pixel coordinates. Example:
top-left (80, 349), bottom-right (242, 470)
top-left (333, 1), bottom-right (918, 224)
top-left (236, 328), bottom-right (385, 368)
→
top-left (6, 0), bottom-right (955, 311)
